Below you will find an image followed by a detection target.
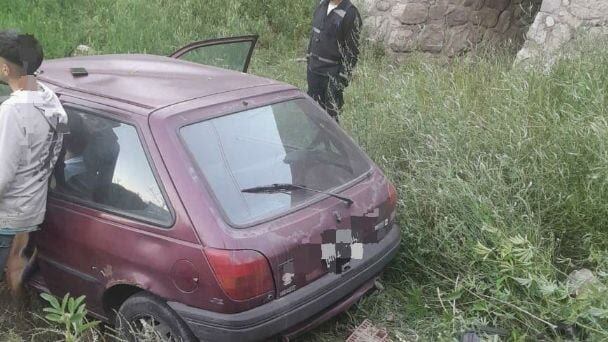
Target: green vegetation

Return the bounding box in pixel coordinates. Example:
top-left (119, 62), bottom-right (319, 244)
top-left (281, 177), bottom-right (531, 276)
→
top-left (40, 293), bottom-right (99, 341)
top-left (2, 0), bottom-right (608, 341)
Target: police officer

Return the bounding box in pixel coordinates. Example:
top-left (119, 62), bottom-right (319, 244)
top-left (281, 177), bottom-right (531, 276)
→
top-left (307, 0), bottom-right (362, 123)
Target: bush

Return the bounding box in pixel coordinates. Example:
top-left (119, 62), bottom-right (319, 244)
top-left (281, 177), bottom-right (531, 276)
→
top-left (40, 293), bottom-right (99, 341)
top-left (0, 0), bottom-right (316, 58)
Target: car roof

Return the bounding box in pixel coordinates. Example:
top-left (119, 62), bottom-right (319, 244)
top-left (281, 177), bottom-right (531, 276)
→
top-left (38, 54), bottom-right (282, 111)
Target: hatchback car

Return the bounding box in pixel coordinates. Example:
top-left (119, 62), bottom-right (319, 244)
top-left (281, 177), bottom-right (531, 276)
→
top-left (4, 36), bottom-right (400, 341)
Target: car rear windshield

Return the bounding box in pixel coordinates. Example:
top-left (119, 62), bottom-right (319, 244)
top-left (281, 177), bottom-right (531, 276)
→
top-left (180, 98), bottom-right (371, 226)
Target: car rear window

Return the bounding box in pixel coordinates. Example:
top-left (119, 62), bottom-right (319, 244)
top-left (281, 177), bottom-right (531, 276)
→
top-left (180, 98), bottom-right (371, 226)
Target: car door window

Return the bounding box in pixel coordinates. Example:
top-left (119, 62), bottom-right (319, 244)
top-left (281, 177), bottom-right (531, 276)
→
top-left (51, 108), bottom-right (172, 226)
top-left (170, 35), bottom-right (258, 73)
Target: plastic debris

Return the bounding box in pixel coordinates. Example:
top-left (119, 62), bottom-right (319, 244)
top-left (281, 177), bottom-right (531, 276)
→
top-left (374, 279), bottom-right (385, 291)
top-left (72, 45), bottom-right (96, 57)
top-left (567, 268), bottom-right (605, 297)
top-left (461, 332), bottom-right (481, 342)
top-left (346, 319), bottom-right (392, 342)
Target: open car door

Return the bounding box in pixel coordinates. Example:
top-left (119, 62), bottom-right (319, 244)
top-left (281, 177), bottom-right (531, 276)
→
top-left (169, 35), bottom-right (258, 73)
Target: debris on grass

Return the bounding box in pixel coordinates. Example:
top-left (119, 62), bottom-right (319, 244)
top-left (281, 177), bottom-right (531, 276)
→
top-left (567, 268), bottom-right (605, 297)
top-left (346, 319), bottom-right (392, 342)
top-left (459, 326), bottom-right (510, 342)
top-left (394, 329), bottom-right (419, 342)
top-left (374, 279), bottom-right (385, 291)
top-left (72, 45), bottom-right (96, 57)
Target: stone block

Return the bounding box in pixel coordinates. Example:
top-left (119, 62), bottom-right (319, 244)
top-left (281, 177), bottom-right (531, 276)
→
top-left (485, 0), bottom-right (510, 11)
top-left (394, 3), bottom-right (430, 24)
top-left (376, 0), bottom-right (392, 11)
top-left (540, 0), bottom-right (561, 14)
top-left (445, 24), bottom-right (471, 55)
top-left (463, 0), bottom-right (485, 10)
top-left (544, 22), bottom-right (573, 52)
top-left (471, 7), bottom-right (500, 27)
top-left (364, 16), bottom-right (391, 42)
top-left (496, 10), bottom-right (513, 33)
top-left (391, 4), bottom-right (405, 19)
top-left (429, 4), bottom-right (448, 19)
top-left (388, 27), bottom-right (418, 52)
top-left (570, 0), bottom-right (608, 20)
top-left (447, 6), bottom-right (470, 26)
top-left (419, 24), bottom-right (445, 52)
top-left (526, 14), bottom-right (547, 44)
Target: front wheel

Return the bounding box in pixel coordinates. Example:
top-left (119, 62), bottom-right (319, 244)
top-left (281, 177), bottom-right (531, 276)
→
top-left (116, 292), bottom-right (197, 342)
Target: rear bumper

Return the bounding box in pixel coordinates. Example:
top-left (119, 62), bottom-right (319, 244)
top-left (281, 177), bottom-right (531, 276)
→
top-left (168, 224), bottom-right (401, 342)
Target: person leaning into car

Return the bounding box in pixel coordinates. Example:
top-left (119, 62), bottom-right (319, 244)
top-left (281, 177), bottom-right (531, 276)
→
top-left (307, 0), bottom-right (362, 123)
top-left (0, 31), bottom-right (68, 288)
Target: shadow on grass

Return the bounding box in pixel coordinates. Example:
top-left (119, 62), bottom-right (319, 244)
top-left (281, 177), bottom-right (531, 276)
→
top-left (0, 282), bottom-right (54, 341)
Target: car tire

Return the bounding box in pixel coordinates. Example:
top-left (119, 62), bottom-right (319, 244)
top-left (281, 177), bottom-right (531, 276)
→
top-left (117, 292), bottom-right (198, 342)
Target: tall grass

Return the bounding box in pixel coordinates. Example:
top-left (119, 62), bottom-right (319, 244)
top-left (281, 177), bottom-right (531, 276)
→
top-left (317, 43), bottom-right (608, 340)
top-left (0, 0), bottom-right (312, 57)
top-left (2, 0), bottom-right (608, 340)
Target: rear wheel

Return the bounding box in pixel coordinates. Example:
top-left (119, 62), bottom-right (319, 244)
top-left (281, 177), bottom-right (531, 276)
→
top-left (116, 292), bottom-right (197, 342)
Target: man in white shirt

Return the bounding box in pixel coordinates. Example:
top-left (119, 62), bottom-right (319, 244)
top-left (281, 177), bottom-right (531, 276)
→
top-left (0, 30), bottom-right (67, 289)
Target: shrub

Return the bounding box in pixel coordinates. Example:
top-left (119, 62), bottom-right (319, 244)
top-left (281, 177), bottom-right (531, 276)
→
top-left (40, 293), bottom-right (99, 341)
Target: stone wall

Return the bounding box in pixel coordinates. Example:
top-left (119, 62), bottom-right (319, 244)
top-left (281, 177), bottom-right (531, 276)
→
top-left (361, 0), bottom-right (541, 56)
top-left (515, 0), bottom-right (608, 67)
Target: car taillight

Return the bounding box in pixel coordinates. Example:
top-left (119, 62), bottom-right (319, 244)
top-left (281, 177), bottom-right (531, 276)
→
top-left (204, 248), bottom-right (275, 301)
top-left (388, 181), bottom-right (398, 210)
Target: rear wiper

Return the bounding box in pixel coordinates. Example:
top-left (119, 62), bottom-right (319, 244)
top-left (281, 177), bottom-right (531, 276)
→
top-left (241, 183), bottom-right (353, 206)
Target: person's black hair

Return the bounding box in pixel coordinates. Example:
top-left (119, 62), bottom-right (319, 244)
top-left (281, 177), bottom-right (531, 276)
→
top-left (0, 30), bottom-right (44, 75)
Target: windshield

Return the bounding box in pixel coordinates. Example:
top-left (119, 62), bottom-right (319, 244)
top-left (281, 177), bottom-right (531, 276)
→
top-left (180, 98), bottom-right (371, 226)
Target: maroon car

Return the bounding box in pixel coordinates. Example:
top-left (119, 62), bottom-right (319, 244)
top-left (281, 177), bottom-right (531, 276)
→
top-left (22, 36), bottom-right (400, 341)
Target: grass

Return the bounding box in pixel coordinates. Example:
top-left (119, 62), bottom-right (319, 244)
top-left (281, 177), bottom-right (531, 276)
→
top-left (3, 0), bottom-right (608, 341)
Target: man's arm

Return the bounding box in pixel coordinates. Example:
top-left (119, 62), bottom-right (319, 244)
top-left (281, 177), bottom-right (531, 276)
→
top-left (307, 4), bottom-right (321, 60)
top-left (338, 8), bottom-right (363, 85)
top-left (0, 105), bottom-right (24, 198)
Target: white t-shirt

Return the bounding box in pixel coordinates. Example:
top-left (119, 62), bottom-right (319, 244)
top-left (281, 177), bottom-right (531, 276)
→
top-left (327, 3), bottom-right (338, 15)
top-left (0, 83), bottom-right (68, 229)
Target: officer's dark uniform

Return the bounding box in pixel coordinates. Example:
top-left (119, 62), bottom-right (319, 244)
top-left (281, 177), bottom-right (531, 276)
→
top-left (307, 0), bottom-right (362, 122)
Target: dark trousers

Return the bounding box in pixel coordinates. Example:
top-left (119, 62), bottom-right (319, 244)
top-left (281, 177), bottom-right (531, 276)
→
top-left (307, 69), bottom-right (344, 122)
top-left (0, 234), bottom-right (14, 281)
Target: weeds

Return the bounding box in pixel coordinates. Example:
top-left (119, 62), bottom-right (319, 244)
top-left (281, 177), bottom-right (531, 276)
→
top-left (40, 293), bottom-right (99, 342)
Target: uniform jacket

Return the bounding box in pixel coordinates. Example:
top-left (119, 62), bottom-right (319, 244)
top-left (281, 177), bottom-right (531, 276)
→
top-left (307, 0), bottom-right (362, 83)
